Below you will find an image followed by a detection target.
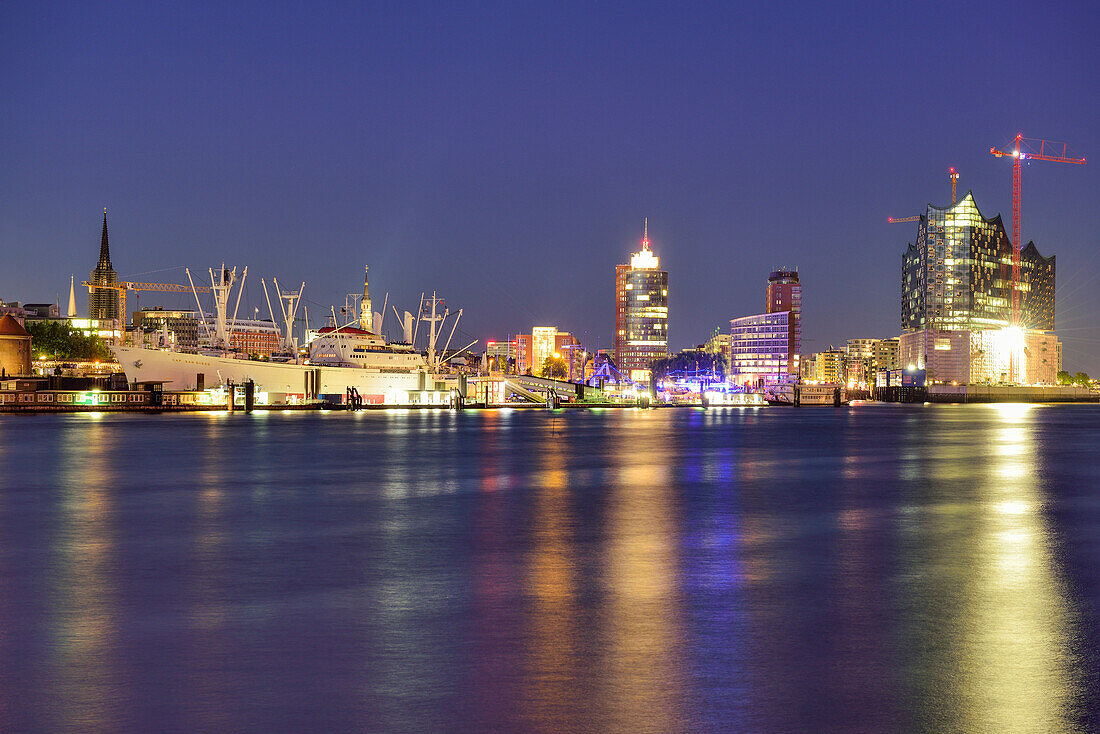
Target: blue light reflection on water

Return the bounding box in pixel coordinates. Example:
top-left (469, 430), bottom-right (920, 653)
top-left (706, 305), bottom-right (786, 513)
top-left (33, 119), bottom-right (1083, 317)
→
top-left (0, 405), bottom-right (1098, 731)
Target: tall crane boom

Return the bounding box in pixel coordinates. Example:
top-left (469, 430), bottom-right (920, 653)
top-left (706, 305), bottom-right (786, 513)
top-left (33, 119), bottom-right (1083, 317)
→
top-left (82, 279), bottom-right (214, 341)
top-left (888, 167), bottom-right (961, 223)
top-left (990, 133), bottom-right (1086, 325)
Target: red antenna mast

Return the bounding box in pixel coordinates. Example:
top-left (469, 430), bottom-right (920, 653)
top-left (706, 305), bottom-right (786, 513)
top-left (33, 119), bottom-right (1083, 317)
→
top-left (990, 134), bottom-right (1086, 325)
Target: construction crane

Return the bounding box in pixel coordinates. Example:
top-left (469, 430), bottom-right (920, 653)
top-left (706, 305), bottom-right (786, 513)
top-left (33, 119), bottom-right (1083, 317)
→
top-left (990, 134), bottom-right (1086, 325)
top-left (888, 167), bottom-right (960, 223)
top-left (83, 280), bottom-right (214, 339)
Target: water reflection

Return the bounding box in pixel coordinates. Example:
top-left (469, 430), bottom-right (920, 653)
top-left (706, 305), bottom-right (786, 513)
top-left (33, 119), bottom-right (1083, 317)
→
top-left (0, 407), bottom-right (1095, 731)
top-left (900, 404), bottom-right (1085, 731)
top-left (522, 423), bottom-right (584, 728)
top-left (600, 436), bottom-right (683, 730)
top-left (49, 417), bottom-right (125, 731)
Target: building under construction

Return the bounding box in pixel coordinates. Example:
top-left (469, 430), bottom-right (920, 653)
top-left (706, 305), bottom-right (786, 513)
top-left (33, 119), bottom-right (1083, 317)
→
top-left (899, 192), bottom-right (1059, 384)
top-left (902, 191), bottom-right (1054, 333)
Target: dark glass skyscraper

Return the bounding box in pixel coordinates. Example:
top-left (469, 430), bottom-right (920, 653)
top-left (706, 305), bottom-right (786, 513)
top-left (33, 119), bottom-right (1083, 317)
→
top-left (902, 192), bottom-right (1055, 332)
top-left (88, 211), bottom-right (119, 321)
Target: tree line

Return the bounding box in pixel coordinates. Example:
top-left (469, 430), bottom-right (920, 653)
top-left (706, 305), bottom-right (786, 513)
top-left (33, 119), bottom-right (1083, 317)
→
top-left (25, 321), bottom-right (114, 361)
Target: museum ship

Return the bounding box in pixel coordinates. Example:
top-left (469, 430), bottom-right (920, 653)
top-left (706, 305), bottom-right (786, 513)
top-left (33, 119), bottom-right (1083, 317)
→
top-left (111, 265), bottom-right (468, 406)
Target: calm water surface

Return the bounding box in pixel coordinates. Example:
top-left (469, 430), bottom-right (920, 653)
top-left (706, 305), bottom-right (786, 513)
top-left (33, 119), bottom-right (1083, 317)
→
top-left (1, 404), bottom-right (1098, 732)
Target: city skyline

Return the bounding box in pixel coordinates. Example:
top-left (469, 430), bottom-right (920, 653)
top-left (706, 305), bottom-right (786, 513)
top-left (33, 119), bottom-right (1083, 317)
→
top-left (2, 3), bottom-right (1098, 368)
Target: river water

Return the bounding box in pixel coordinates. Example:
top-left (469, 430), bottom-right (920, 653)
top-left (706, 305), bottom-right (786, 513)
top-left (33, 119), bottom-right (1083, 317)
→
top-left (1, 404), bottom-right (1098, 732)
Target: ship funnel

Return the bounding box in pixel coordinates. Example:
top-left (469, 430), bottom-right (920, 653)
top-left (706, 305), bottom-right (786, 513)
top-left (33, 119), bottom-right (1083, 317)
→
top-left (402, 311), bottom-right (413, 343)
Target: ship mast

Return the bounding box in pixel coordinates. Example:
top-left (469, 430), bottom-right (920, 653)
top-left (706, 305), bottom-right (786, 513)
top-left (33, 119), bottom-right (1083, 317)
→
top-left (420, 291), bottom-right (448, 371)
top-left (273, 278), bottom-right (305, 354)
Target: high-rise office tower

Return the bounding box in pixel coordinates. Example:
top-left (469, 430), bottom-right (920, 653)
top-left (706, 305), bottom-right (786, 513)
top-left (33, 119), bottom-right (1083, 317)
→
top-left (765, 269), bottom-right (801, 374)
top-left (615, 220), bottom-right (668, 381)
top-left (88, 210), bottom-right (119, 321)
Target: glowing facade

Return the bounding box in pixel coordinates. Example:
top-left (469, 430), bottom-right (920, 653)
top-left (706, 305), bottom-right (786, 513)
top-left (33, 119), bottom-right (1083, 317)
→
top-left (902, 192), bottom-right (1055, 332)
top-left (615, 222), bottom-right (668, 381)
top-left (899, 328), bottom-right (1059, 385)
top-left (900, 192), bottom-right (1059, 385)
top-left (765, 270), bottom-right (801, 373)
top-left (729, 312), bottom-right (794, 387)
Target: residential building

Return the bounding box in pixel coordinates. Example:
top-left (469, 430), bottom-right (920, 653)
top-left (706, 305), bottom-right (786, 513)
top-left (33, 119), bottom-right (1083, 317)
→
top-left (0, 302), bottom-right (26, 324)
top-left (845, 338), bottom-right (898, 387)
top-left (873, 338), bottom-right (900, 372)
top-left (555, 331), bottom-right (584, 381)
top-left (22, 304), bottom-right (59, 319)
top-left (615, 220), bottom-right (668, 382)
top-left (516, 327), bottom-right (584, 378)
top-left (704, 331), bottom-right (731, 365)
top-left (804, 347), bottom-right (844, 383)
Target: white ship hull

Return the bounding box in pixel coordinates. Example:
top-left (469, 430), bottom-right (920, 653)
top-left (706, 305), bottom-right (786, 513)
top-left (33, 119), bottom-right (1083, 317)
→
top-left (111, 345), bottom-right (459, 406)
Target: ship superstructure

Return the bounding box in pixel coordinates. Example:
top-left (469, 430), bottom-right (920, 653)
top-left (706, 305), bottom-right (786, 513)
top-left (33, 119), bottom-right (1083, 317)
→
top-left (111, 264), bottom-right (471, 406)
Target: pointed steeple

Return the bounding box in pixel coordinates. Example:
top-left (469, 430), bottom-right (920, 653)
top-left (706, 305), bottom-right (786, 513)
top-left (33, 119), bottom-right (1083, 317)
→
top-left (68, 275), bottom-right (77, 317)
top-left (89, 208), bottom-right (119, 320)
top-left (99, 208), bottom-right (112, 266)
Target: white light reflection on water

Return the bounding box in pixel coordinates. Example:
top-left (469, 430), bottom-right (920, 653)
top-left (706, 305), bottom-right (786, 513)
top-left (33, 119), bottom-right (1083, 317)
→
top-left (48, 417), bottom-right (125, 731)
top-left (599, 425), bottom-right (684, 731)
top-left (898, 403), bottom-right (1085, 732)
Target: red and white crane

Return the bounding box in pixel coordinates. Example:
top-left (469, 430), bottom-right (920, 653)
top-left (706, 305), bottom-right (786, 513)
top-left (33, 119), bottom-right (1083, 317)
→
top-left (990, 134), bottom-right (1086, 325)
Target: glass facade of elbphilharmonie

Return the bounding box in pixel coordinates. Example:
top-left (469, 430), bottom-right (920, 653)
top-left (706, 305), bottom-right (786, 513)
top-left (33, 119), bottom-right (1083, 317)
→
top-left (901, 192), bottom-right (1055, 332)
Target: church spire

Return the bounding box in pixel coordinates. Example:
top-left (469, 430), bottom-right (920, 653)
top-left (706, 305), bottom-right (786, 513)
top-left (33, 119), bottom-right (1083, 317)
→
top-left (99, 208), bottom-right (112, 266)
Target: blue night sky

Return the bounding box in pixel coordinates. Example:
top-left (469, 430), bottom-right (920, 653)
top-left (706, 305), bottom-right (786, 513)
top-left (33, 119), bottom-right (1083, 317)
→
top-left (3, 1), bottom-right (1098, 367)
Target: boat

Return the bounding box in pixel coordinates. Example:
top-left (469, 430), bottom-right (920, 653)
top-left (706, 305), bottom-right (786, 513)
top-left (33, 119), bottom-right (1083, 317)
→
top-left (110, 265), bottom-right (469, 406)
top-left (764, 382), bottom-right (848, 406)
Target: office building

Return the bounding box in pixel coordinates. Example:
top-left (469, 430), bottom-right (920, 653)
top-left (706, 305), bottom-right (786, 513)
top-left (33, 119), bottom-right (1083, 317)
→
top-left (765, 270), bottom-right (801, 373)
top-left (615, 220), bottom-right (668, 382)
top-left (811, 348), bottom-right (845, 383)
top-left (729, 312), bottom-right (796, 388)
top-left (484, 339), bottom-right (517, 373)
top-left (133, 308), bottom-right (201, 351)
top-left (88, 211), bottom-right (120, 321)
